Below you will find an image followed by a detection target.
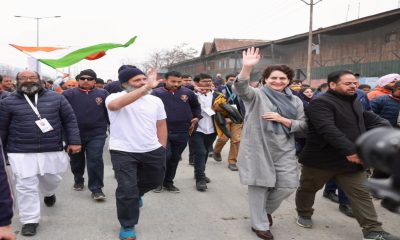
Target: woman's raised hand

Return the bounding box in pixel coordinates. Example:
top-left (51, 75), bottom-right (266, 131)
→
top-left (242, 47), bottom-right (260, 68)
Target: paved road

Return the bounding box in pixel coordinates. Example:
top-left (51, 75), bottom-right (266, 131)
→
top-left (9, 141), bottom-right (400, 240)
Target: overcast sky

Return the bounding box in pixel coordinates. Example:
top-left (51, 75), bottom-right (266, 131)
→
top-left (1, 0), bottom-right (399, 80)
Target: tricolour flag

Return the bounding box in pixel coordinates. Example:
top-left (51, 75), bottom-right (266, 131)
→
top-left (10, 36), bottom-right (137, 69)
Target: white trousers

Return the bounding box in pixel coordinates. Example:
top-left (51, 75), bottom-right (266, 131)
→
top-left (248, 185), bottom-right (295, 231)
top-left (15, 173), bottom-right (62, 224)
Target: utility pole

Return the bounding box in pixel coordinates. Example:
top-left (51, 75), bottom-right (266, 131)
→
top-left (301, 0), bottom-right (322, 84)
top-left (14, 15), bottom-right (61, 72)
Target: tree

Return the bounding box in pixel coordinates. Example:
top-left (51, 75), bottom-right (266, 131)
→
top-left (142, 43), bottom-right (198, 70)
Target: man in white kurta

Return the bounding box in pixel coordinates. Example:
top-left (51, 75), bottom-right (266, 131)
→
top-left (0, 70), bottom-right (81, 236)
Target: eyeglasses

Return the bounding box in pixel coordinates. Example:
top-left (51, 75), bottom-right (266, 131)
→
top-left (19, 76), bottom-right (39, 81)
top-left (79, 77), bottom-right (95, 81)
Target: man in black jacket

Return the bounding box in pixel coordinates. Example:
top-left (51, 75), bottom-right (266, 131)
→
top-left (0, 70), bottom-right (81, 237)
top-left (295, 70), bottom-right (398, 240)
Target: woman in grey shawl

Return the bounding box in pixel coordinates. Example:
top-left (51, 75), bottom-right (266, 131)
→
top-left (233, 47), bottom-right (307, 240)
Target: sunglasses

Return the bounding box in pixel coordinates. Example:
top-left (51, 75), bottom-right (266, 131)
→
top-left (79, 77), bottom-right (95, 81)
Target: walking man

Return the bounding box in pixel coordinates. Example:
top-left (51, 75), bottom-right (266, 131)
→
top-left (192, 73), bottom-right (220, 191)
top-left (295, 70), bottom-right (398, 240)
top-left (63, 69), bottom-right (109, 200)
top-left (0, 70), bottom-right (81, 236)
top-left (213, 73), bottom-right (244, 171)
top-left (152, 71), bottom-right (201, 193)
top-left (106, 65), bottom-right (167, 240)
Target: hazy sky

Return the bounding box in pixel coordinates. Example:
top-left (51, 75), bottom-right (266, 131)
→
top-left (1, 0), bottom-right (399, 80)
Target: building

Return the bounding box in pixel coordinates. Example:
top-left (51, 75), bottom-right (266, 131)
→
top-left (168, 9), bottom-right (400, 87)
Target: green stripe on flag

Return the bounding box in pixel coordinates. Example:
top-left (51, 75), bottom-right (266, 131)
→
top-left (39, 36), bottom-right (137, 69)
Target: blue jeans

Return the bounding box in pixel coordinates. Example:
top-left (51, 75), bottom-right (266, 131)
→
top-left (191, 132), bottom-right (216, 181)
top-left (324, 179), bottom-right (350, 205)
top-left (164, 132), bottom-right (189, 186)
top-left (69, 134), bottom-right (106, 193)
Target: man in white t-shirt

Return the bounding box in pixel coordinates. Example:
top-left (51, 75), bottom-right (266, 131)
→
top-left (106, 65), bottom-right (167, 240)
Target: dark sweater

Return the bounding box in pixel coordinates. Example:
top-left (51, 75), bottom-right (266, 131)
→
top-left (0, 141), bottom-right (12, 226)
top-left (62, 87), bottom-right (109, 138)
top-left (300, 90), bottom-right (389, 172)
top-left (371, 94), bottom-right (400, 128)
top-left (152, 86), bottom-right (202, 132)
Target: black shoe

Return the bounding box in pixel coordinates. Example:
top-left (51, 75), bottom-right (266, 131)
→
top-left (228, 164), bottom-right (238, 171)
top-left (153, 185), bottom-right (163, 193)
top-left (296, 216), bottom-right (313, 228)
top-left (193, 174), bottom-right (211, 183)
top-left (44, 194), bottom-right (56, 207)
top-left (208, 152), bottom-right (214, 157)
top-left (205, 176), bottom-right (211, 183)
top-left (91, 191), bottom-right (106, 201)
top-left (196, 180), bottom-right (207, 191)
top-left (363, 231), bottom-right (400, 240)
top-left (213, 153), bottom-right (222, 162)
top-left (73, 182), bottom-right (84, 191)
top-left (164, 184), bottom-right (180, 193)
top-left (339, 204), bottom-right (354, 218)
top-left (21, 223), bottom-right (39, 236)
top-left (323, 191), bottom-right (339, 203)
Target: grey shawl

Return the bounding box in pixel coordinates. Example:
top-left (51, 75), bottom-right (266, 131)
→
top-left (260, 86), bottom-right (297, 136)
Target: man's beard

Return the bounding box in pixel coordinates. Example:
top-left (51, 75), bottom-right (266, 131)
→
top-left (124, 85), bottom-right (151, 94)
top-left (17, 82), bottom-right (42, 95)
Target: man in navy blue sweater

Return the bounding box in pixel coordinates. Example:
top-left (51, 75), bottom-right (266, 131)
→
top-left (152, 71), bottom-right (202, 193)
top-left (0, 141), bottom-right (15, 240)
top-left (63, 69), bottom-right (109, 200)
top-left (0, 70), bottom-right (81, 236)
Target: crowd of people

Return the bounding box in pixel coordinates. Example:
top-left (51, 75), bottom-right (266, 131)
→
top-left (0, 47), bottom-right (399, 240)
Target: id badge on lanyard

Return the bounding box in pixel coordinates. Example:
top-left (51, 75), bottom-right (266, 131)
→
top-left (24, 94), bottom-right (54, 133)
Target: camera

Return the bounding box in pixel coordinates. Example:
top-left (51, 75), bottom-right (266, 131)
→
top-left (356, 127), bottom-right (400, 214)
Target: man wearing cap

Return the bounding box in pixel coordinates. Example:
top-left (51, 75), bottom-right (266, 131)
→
top-left (63, 69), bottom-right (109, 200)
top-left (368, 73), bottom-right (400, 100)
top-left (106, 65), bottom-right (167, 240)
top-left (0, 70), bottom-right (81, 236)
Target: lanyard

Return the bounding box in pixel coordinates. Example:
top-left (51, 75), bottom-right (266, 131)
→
top-left (24, 93), bottom-right (42, 119)
top-left (225, 86), bottom-right (236, 103)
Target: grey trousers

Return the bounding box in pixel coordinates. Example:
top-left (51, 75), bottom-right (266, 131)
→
top-left (248, 185), bottom-right (295, 231)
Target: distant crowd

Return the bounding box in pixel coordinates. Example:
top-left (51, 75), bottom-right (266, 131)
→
top-left (0, 47), bottom-right (399, 240)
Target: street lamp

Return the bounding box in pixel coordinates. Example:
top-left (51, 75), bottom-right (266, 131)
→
top-left (14, 15), bottom-right (61, 71)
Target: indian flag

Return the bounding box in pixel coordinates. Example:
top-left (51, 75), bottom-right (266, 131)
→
top-left (10, 36), bottom-right (137, 69)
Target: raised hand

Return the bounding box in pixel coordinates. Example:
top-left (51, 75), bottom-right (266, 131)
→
top-left (242, 47), bottom-right (260, 68)
top-left (238, 47), bottom-right (261, 79)
top-left (145, 68), bottom-right (161, 90)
